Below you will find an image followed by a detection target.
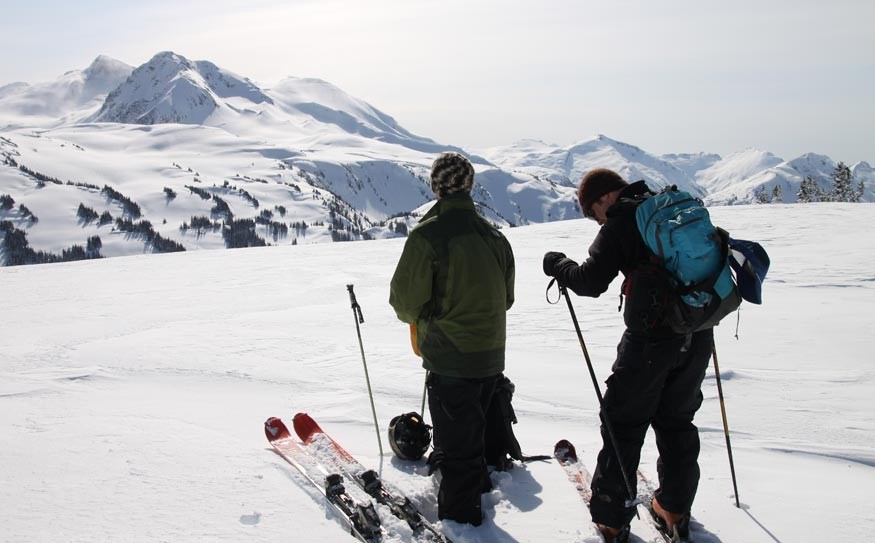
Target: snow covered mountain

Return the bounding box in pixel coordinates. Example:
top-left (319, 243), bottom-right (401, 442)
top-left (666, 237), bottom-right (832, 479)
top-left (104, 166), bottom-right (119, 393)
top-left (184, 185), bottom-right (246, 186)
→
top-left (706, 153), bottom-right (873, 205)
top-left (90, 51), bottom-right (459, 157)
top-left (0, 55), bottom-right (132, 127)
top-left (0, 52), bottom-right (582, 265)
top-left (659, 152), bottom-right (723, 180)
top-left (1, 51), bottom-right (871, 267)
top-left (478, 135), bottom-right (707, 198)
top-left (92, 52), bottom-right (272, 125)
top-left (482, 138), bottom-right (873, 206)
top-left (851, 161), bottom-right (875, 193)
top-left (690, 149), bottom-right (786, 199)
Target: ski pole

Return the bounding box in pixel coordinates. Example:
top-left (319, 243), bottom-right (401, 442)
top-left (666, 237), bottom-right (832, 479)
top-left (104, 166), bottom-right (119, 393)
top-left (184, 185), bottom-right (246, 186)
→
top-left (712, 343), bottom-right (740, 508)
top-left (346, 284), bottom-right (383, 457)
top-left (421, 370), bottom-right (429, 417)
top-left (554, 280), bottom-right (639, 511)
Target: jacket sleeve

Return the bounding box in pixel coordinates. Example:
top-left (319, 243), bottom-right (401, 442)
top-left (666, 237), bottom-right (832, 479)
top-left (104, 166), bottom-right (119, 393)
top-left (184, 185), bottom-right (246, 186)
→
top-left (554, 223), bottom-right (624, 298)
top-left (389, 233), bottom-right (436, 324)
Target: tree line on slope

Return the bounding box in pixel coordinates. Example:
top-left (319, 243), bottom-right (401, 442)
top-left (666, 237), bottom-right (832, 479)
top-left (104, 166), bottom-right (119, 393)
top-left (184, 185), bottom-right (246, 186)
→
top-left (756, 162), bottom-right (866, 204)
top-left (0, 219), bottom-right (103, 266)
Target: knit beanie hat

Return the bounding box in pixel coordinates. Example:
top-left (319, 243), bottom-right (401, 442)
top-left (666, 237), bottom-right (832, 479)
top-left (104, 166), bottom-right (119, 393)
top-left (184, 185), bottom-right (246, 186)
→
top-left (577, 168), bottom-right (628, 215)
top-left (430, 152), bottom-right (474, 197)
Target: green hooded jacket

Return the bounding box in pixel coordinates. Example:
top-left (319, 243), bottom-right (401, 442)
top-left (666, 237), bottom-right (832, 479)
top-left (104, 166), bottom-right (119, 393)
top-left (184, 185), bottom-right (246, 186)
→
top-left (389, 193), bottom-right (515, 378)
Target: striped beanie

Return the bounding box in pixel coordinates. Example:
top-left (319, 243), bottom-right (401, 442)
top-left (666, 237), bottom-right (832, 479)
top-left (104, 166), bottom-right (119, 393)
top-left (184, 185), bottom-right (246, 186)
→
top-left (430, 152), bottom-right (474, 197)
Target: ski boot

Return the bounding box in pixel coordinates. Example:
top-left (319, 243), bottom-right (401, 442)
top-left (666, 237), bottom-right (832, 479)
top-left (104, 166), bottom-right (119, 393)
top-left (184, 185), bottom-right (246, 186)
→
top-left (596, 523), bottom-right (630, 543)
top-left (649, 497), bottom-right (691, 541)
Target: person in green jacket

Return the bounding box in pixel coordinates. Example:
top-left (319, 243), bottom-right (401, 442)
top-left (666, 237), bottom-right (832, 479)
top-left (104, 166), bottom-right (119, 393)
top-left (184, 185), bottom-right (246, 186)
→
top-left (390, 152), bottom-right (515, 526)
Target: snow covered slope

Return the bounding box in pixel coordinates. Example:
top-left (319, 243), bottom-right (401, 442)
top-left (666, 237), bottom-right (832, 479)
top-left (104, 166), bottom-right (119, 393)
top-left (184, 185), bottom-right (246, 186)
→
top-left (686, 149), bottom-right (784, 196)
top-left (0, 55), bottom-right (132, 127)
top-left (2, 51), bottom-right (872, 267)
top-left (482, 139), bottom-right (874, 206)
top-left (659, 152), bottom-right (723, 180)
top-left (479, 135), bottom-right (706, 198)
top-left (92, 51), bottom-right (272, 125)
top-left (0, 52), bottom-right (581, 264)
top-left (1, 203), bottom-right (872, 542)
top-left (706, 153), bottom-right (873, 205)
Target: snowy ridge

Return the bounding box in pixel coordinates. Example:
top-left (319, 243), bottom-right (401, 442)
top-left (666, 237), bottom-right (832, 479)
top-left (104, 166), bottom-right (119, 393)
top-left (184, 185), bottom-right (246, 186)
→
top-left (678, 149), bottom-right (783, 196)
top-left (480, 135), bottom-right (706, 198)
top-left (659, 152), bottom-right (723, 181)
top-left (92, 51), bottom-right (272, 125)
top-left (851, 161), bottom-right (875, 192)
top-left (268, 76), bottom-right (450, 155)
top-left (705, 152), bottom-right (873, 205)
top-left (0, 55), bottom-right (132, 127)
top-left (1, 51), bottom-right (872, 266)
top-left (483, 138), bottom-right (873, 205)
top-left (0, 52), bottom-right (581, 263)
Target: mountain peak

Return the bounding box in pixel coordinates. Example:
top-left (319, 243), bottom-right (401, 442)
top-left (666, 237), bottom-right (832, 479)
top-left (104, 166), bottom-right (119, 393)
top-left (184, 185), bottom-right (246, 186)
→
top-left (82, 55), bottom-right (133, 86)
top-left (149, 51), bottom-right (194, 67)
top-left (85, 54), bottom-right (130, 73)
top-left (92, 51), bottom-right (273, 125)
top-left (790, 152), bottom-right (833, 168)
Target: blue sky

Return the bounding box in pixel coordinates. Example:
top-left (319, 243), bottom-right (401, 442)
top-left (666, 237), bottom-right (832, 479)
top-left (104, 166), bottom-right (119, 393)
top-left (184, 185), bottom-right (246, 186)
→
top-left (2, 0), bottom-right (873, 163)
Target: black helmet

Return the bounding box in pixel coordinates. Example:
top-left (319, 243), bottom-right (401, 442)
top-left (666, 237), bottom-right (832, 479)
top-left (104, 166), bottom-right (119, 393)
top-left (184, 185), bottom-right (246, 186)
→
top-left (387, 412), bottom-right (431, 460)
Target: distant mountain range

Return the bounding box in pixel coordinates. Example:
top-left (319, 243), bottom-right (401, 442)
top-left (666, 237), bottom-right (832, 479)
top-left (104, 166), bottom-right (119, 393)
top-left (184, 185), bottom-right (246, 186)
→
top-left (0, 52), bottom-right (870, 264)
top-left (476, 139), bottom-right (873, 206)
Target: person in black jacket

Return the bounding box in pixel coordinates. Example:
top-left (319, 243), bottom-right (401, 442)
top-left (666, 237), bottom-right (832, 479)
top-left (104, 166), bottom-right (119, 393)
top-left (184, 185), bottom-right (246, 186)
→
top-left (543, 168), bottom-right (713, 543)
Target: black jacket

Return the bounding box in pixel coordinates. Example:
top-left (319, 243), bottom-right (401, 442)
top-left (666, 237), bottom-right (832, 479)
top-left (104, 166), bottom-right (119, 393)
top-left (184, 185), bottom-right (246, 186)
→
top-left (553, 180), bottom-right (653, 298)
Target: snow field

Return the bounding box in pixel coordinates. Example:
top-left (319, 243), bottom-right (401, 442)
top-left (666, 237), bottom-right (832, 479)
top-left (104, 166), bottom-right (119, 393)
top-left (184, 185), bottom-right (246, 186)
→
top-left (1, 203), bottom-right (873, 541)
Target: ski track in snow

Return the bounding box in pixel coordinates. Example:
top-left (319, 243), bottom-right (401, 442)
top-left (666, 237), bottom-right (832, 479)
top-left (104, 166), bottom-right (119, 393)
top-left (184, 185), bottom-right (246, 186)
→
top-left (1, 204), bottom-right (874, 542)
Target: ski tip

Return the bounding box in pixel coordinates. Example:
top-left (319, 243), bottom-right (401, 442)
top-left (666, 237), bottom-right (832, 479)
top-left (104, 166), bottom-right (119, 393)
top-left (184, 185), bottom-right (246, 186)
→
top-left (264, 417), bottom-right (292, 442)
top-left (292, 412), bottom-right (323, 443)
top-left (554, 439), bottom-right (578, 463)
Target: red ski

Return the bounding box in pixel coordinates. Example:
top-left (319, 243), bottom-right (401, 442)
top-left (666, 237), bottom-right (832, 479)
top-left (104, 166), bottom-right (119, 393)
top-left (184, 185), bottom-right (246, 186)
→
top-left (265, 417), bottom-right (383, 543)
top-left (554, 439), bottom-right (682, 543)
top-left (293, 413), bottom-right (451, 543)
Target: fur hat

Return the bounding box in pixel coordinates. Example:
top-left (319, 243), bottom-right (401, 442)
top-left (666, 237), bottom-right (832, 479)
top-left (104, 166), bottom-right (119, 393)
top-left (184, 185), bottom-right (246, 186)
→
top-left (430, 152), bottom-right (474, 197)
top-left (577, 168), bottom-right (628, 216)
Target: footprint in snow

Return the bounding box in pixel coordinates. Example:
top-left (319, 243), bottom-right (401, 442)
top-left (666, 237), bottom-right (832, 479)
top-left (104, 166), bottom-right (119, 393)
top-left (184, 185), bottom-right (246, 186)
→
top-left (239, 512), bottom-right (261, 526)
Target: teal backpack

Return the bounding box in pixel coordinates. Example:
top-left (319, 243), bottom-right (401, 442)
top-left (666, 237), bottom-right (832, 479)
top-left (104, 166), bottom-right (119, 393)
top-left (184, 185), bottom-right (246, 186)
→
top-left (632, 186), bottom-right (740, 334)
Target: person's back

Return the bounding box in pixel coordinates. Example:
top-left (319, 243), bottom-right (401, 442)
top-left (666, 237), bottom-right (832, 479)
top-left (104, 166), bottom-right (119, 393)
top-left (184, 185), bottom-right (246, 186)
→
top-left (394, 194), bottom-right (513, 377)
top-left (543, 168), bottom-right (714, 543)
top-left (389, 152), bottom-right (514, 526)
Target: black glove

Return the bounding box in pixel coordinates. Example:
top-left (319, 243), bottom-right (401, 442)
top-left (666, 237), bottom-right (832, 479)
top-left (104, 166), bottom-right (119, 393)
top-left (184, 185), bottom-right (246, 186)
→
top-left (543, 251), bottom-right (567, 276)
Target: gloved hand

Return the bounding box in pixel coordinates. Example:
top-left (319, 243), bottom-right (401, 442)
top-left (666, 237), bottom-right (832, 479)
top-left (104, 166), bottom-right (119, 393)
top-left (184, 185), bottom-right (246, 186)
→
top-left (543, 251), bottom-right (568, 277)
top-left (409, 323), bottom-right (421, 357)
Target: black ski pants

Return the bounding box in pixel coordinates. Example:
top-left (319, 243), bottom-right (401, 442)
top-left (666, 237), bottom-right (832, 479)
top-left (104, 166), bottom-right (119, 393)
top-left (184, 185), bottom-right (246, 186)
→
top-left (590, 328), bottom-right (713, 529)
top-left (426, 372), bottom-right (499, 526)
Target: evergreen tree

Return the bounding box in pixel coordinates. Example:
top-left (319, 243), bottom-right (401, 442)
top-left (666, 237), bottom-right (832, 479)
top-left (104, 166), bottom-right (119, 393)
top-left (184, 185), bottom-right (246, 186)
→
top-left (854, 180), bottom-right (865, 203)
top-left (797, 176), bottom-right (820, 203)
top-left (830, 162), bottom-right (854, 202)
top-left (755, 186), bottom-right (770, 204)
top-left (771, 184), bottom-right (783, 203)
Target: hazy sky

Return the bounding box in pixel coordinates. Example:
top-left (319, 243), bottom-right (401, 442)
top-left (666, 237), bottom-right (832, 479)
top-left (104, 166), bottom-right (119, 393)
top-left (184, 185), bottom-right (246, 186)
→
top-left (2, 0), bottom-right (872, 163)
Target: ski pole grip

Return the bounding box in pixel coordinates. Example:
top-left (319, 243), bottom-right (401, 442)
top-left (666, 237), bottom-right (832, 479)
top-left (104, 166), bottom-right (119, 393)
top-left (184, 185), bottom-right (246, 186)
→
top-left (346, 284), bottom-right (364, 323)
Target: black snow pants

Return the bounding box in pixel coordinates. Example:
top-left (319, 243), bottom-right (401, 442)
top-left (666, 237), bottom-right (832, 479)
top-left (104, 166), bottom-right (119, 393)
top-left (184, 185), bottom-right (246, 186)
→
top-left (589, 328), bottom-right (713, 529)
top-left (426, 372), bottom-right (499, 526)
